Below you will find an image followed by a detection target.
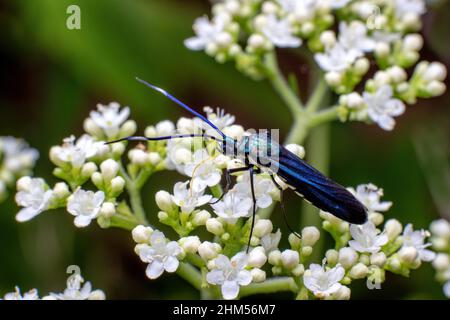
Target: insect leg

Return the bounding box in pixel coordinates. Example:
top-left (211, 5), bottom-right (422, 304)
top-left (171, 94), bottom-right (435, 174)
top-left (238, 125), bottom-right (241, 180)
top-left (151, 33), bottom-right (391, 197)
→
top-left (247, 166), bottom-right (257, 253)
top-left (210, 166), bottom-right (251, 204)
top-left (270, 174), bottom-right (301, 240)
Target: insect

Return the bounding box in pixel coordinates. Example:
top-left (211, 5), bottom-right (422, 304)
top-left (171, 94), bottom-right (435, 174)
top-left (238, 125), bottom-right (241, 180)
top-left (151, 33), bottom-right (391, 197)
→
top-left (108, 78), bottom-right (367, 248)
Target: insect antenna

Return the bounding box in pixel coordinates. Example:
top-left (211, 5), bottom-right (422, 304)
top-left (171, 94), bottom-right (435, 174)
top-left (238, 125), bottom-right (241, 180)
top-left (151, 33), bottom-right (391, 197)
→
top-left (105, 133), bottom-right (220, 145)
top-left (135, 77), bottom-right (226, 139)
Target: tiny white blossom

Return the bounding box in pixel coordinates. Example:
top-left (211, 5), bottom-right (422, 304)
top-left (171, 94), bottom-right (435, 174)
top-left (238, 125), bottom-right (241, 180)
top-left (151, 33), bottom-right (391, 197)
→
top-left (53, 135), bottom-right (104, 168)
top-left (48, 274), bottom-right (104, 300)
top-left (349, 184), bottom-right (392, 213)
top-left (171, 180), bottom-right (212, 213)
top-left (138, 231), bottom-right (182, 279)
top-left (89, 102), bottom-right (130, 138)
top-left (261, 15), bottom-right (302, 48)
top-left (0, 136), bottom-right (39, 174)
top-left (184, 15), bottom-right (227, 51)
top-left (204, 107), bottom-right (235, 130)
top-left (338, 21), bottom-right (374, 57)
top-left (261, 229), bottom-right (282, 253)
top-left (363, 85), bottom-right (405, 131)
top-left (349, 221), bottom-right (388, 253)
top-left (402, 224), bottom-right (436, 262)
top-left (327, 0), bottom-right (350, 9)
top-left (303, 264), bottom-right (345, 298)
top-left (278, 0), bottom-right (317, 19)
top-left (67, 189), bottom-right (105, 227)
top-left (184, 149), bottom-right (221, 192)
top-left (234, 173), bottom-right (275, 209)
top-left (211, 191), bottom-right (252, 221)
top-left (394, 0), bottom-right (426, 18)
top-left (444, 281), bottom-right (450, 299)
top-left (315, 44), bottom-right (356, 72)
top-left (206, 253), bottom-right (252, 300)
top-left (3, 287), bottom-right (39, 300)
top-left (15, 178), bottom-right (53, 222)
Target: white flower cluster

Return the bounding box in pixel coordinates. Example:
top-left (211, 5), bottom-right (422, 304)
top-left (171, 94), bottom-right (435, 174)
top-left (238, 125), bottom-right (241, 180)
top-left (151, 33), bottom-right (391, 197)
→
top-left (185, 0), bottom-right (447, 131)
top-left (316, 182), bottom-right (436, 298)
top-left (1, 268), bottom-right (105, 300)
top-left (15, 102), bottom-right (137, 228)
top-left (429, 219), bottom-right (450, 298)
top-left (0, 136), bottom-right (38, 202)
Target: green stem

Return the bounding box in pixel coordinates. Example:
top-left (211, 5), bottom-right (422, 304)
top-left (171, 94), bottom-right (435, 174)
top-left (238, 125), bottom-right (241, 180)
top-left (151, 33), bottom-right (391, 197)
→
top-left (309, 105), bottom-right (340, 127)
top-left (176, 262), bottom-right (203, 291)
top-left (306, 77), bottom-right (328, 113)
top-left (239, 277), bottom-right (299, 298)
top-left (119, 163), bottom-right (149, 225)
top-left (109, 213), bottom-right (140, 230)
top-left (265, 51), bottom-right (304, 115)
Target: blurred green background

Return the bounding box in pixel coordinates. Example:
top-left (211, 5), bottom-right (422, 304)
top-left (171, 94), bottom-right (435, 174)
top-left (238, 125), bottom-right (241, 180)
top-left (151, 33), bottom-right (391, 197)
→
top-left (0, 0), bottom-right (449, 299)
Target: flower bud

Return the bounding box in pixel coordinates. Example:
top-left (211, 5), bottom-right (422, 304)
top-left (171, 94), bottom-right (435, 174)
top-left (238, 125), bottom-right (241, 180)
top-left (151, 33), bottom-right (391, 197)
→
top-left (156, 120), bottom-right (175, 136)
top-left (53, 182), bottom-right (70, 199)
top-left (333, 285), bottom-right (351, 300)
top-left (198, 241), bottom-right (220, 260)
top-left (325, 71), bottom-right (342, 86)
top-left (222, 125), bottom-right (244, 140)
top-left (370, 252), bottom-right (387, 267)
top-left (100, 159), bottom-right (119, 181)
top-left (110, 176), bottom-right (125, 194)
top-left (354, 58), bottom-right (369, 75)
top-left (88, 290), bottom-right (106, 300)
top-left (385, 219), bottom-right (403, 240)
top-left (83, 118), bottom-right (103, 137)
top-left (387, 66), bottom-right (407, 83)
top-left (250, 268), bottom-right (266, 283)
top-left (91, 172), bottom-right (103, 188)
top-left (254, 219), bottom-right (273, 238)
top-left (248, 34), bottom-right (266, 50)
top-left (403, 34), bottom-right (423, 51)
top-left (144, 126), bottom-right (157, 138)
top-left (398, 246), bottom-right (418, 263)
top-left (206, 218), bottom-right (224, 236)
top-left (179, 236), bottom-right (201, 253)
top-left (132, 225), bottom-right (153, 243)
top-left (326, 249), bottom-right (339, 265)
top-left (301, 226), bottom-right (320, 246)
top-left (81, 162), bottom-right (98, 178)
top-left (432, 253), bottom-right (450, 271)
top-left (129, 149), bottom-right (149, 165)
top-left (301, 246), bottom-right (313, 257)
top-left (268, 250), bottom-right (282, 266)
top-left (157, 211), bottom-right (169, 221)
top-left (16, 176), bottom-right (32, 191)
top-left (285, 144), bottom-right (305, 159)
top-left (349, 263), bottom-right (369, 279)
top-left (281, 249), bottom-right (300, 269)
top-left (320, 30), bottom-right (336, 48)
top-left (430, 219), bottom-right (450, 239)
top-left (120, 120), bottom-right (137, 137)
top-left (338, 247), bottom-right (358, 269)
top-left (288, 233), bottom-right (301, 249)
top-left (111, 142), bottom-right (125, 156)
top-left (369, 212), bottom-right (384, 226)
top-left (100, 202), bottom-right (115, 218)
top-left (426, 81), bottom-right (446, 96)
top-left (292, 264), bottom-right (305, 277)
top-left (424, 62), bottom-right (447, 82)
top-left (155, 190), bottom-right (175, 212)
top-left (192, 210), bottom-right (211, 226)
top-left (375, 42), bottom-right (390, 57)
top-left (248, 246), bottom-right (267, 268)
